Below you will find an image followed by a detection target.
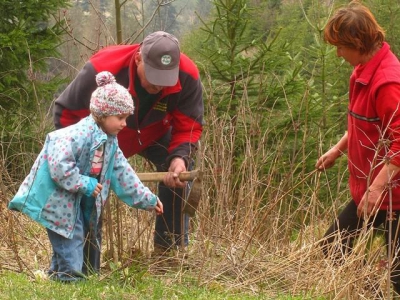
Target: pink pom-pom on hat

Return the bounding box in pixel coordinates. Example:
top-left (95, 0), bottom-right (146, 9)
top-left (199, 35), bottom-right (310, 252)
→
top-left (96, 71), bottom-right (116, 87)
top-left (90, 71), bottom-right (134, 117)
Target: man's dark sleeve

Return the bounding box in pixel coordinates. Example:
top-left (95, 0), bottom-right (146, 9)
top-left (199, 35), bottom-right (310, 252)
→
top-left (53, 63), bottom-right (98, 129)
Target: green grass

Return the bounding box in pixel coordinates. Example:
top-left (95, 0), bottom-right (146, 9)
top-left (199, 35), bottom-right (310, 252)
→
top-left (0, 270), bottom-right (328, 300)
top-left (0, 270), bottom-right (255, 300)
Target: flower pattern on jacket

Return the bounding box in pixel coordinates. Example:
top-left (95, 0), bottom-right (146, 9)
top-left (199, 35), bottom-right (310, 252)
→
top-left (9, 115), bottom-right (157, 239)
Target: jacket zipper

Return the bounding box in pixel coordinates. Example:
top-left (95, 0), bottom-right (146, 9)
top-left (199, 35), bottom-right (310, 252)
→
top-left (137, 129), bottom-right (142, 146)
top-left (134, 92), bottom-right (165, 147)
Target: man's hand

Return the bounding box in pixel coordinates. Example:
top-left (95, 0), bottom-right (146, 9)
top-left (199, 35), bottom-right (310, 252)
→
top-left (164, 157), bottom-right (187, 188)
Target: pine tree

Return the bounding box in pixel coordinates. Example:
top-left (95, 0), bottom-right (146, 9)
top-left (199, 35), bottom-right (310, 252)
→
top-left (0, 0), bottom-right (69, 113)
top-left (0, 0), bottom-right (69, 178)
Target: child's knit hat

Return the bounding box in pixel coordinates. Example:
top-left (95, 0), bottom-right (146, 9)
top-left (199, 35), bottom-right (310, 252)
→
top-left (90, 71), bottom-right (134, 117)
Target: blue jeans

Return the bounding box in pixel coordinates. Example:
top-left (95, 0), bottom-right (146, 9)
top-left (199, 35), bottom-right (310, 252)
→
top-left (47, 199), bottom-right (101, 282)
top-left (47, 208), bottom-right (86, 282)
top-left (81, 195), bottom-right (102, 275)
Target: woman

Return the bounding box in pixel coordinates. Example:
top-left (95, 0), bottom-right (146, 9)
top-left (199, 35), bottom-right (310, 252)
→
top-left (316, 1), bottom-right (400, 294)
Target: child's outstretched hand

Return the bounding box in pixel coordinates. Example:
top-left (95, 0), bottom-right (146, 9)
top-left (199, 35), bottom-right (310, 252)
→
top-left (92, 183), bottom-right (103, 197)
top-left (154, 198), bottom-right (163, 215)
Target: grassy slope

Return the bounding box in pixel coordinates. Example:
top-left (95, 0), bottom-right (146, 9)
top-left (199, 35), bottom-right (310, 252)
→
top-left (0, 269), bottom-right (314, 300)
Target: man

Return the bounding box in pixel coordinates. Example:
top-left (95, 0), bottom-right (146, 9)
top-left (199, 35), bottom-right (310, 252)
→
top-left (54, 31), bottom-right (204, 271)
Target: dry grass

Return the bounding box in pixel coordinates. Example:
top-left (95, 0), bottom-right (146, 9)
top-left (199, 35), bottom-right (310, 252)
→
top-left (0, 3), bottom-right (396, 296)
top-left (0, 82), bottom-right (396, 300)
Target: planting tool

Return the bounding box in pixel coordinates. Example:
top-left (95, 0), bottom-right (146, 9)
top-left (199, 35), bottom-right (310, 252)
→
top-left (136, 169), bottom-right (203, 217)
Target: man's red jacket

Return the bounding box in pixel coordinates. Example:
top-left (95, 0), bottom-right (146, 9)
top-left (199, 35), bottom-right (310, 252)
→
top-left (54, 45), bottom-right (204, 164)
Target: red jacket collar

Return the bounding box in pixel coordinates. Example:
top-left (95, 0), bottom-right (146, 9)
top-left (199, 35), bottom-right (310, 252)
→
top-left (354, 42), bottom-right (390, 85)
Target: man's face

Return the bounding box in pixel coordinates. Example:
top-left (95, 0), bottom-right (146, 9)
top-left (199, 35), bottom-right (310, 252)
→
top-left (135, 52), bottom-right (165, 94)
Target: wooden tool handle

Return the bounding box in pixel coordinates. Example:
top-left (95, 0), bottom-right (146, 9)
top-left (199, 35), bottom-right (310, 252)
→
top-left (136, 169), bottom-right (201, 182)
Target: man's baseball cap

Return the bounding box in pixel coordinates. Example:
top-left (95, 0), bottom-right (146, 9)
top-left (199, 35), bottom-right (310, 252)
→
top-left (140, 31), bottom-right (180, 87)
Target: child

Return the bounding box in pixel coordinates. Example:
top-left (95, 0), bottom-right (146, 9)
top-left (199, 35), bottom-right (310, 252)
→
top-left (8, 71), bottom-right (163, 282)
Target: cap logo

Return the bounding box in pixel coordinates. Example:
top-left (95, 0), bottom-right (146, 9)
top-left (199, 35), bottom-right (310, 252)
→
top-left (161, 55), bottom-right (172, 66)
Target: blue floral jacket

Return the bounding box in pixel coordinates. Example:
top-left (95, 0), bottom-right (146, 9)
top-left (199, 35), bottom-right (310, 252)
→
top-left (9, 115), bottom-right (157, 238)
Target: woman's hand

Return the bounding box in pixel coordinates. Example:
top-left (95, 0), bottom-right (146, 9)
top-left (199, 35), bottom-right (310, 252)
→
top-left (357, 187), bottom-right (384, 219)
top-left (316, 147), bottom-right (343, 170)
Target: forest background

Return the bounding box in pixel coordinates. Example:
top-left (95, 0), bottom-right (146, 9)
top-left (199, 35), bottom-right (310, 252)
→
top-left (1, 0), bottom-right (400, 299)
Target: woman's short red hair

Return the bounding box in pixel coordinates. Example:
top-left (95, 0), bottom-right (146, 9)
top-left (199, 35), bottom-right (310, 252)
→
top-left (324, 0), bottom-right (385, 55)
